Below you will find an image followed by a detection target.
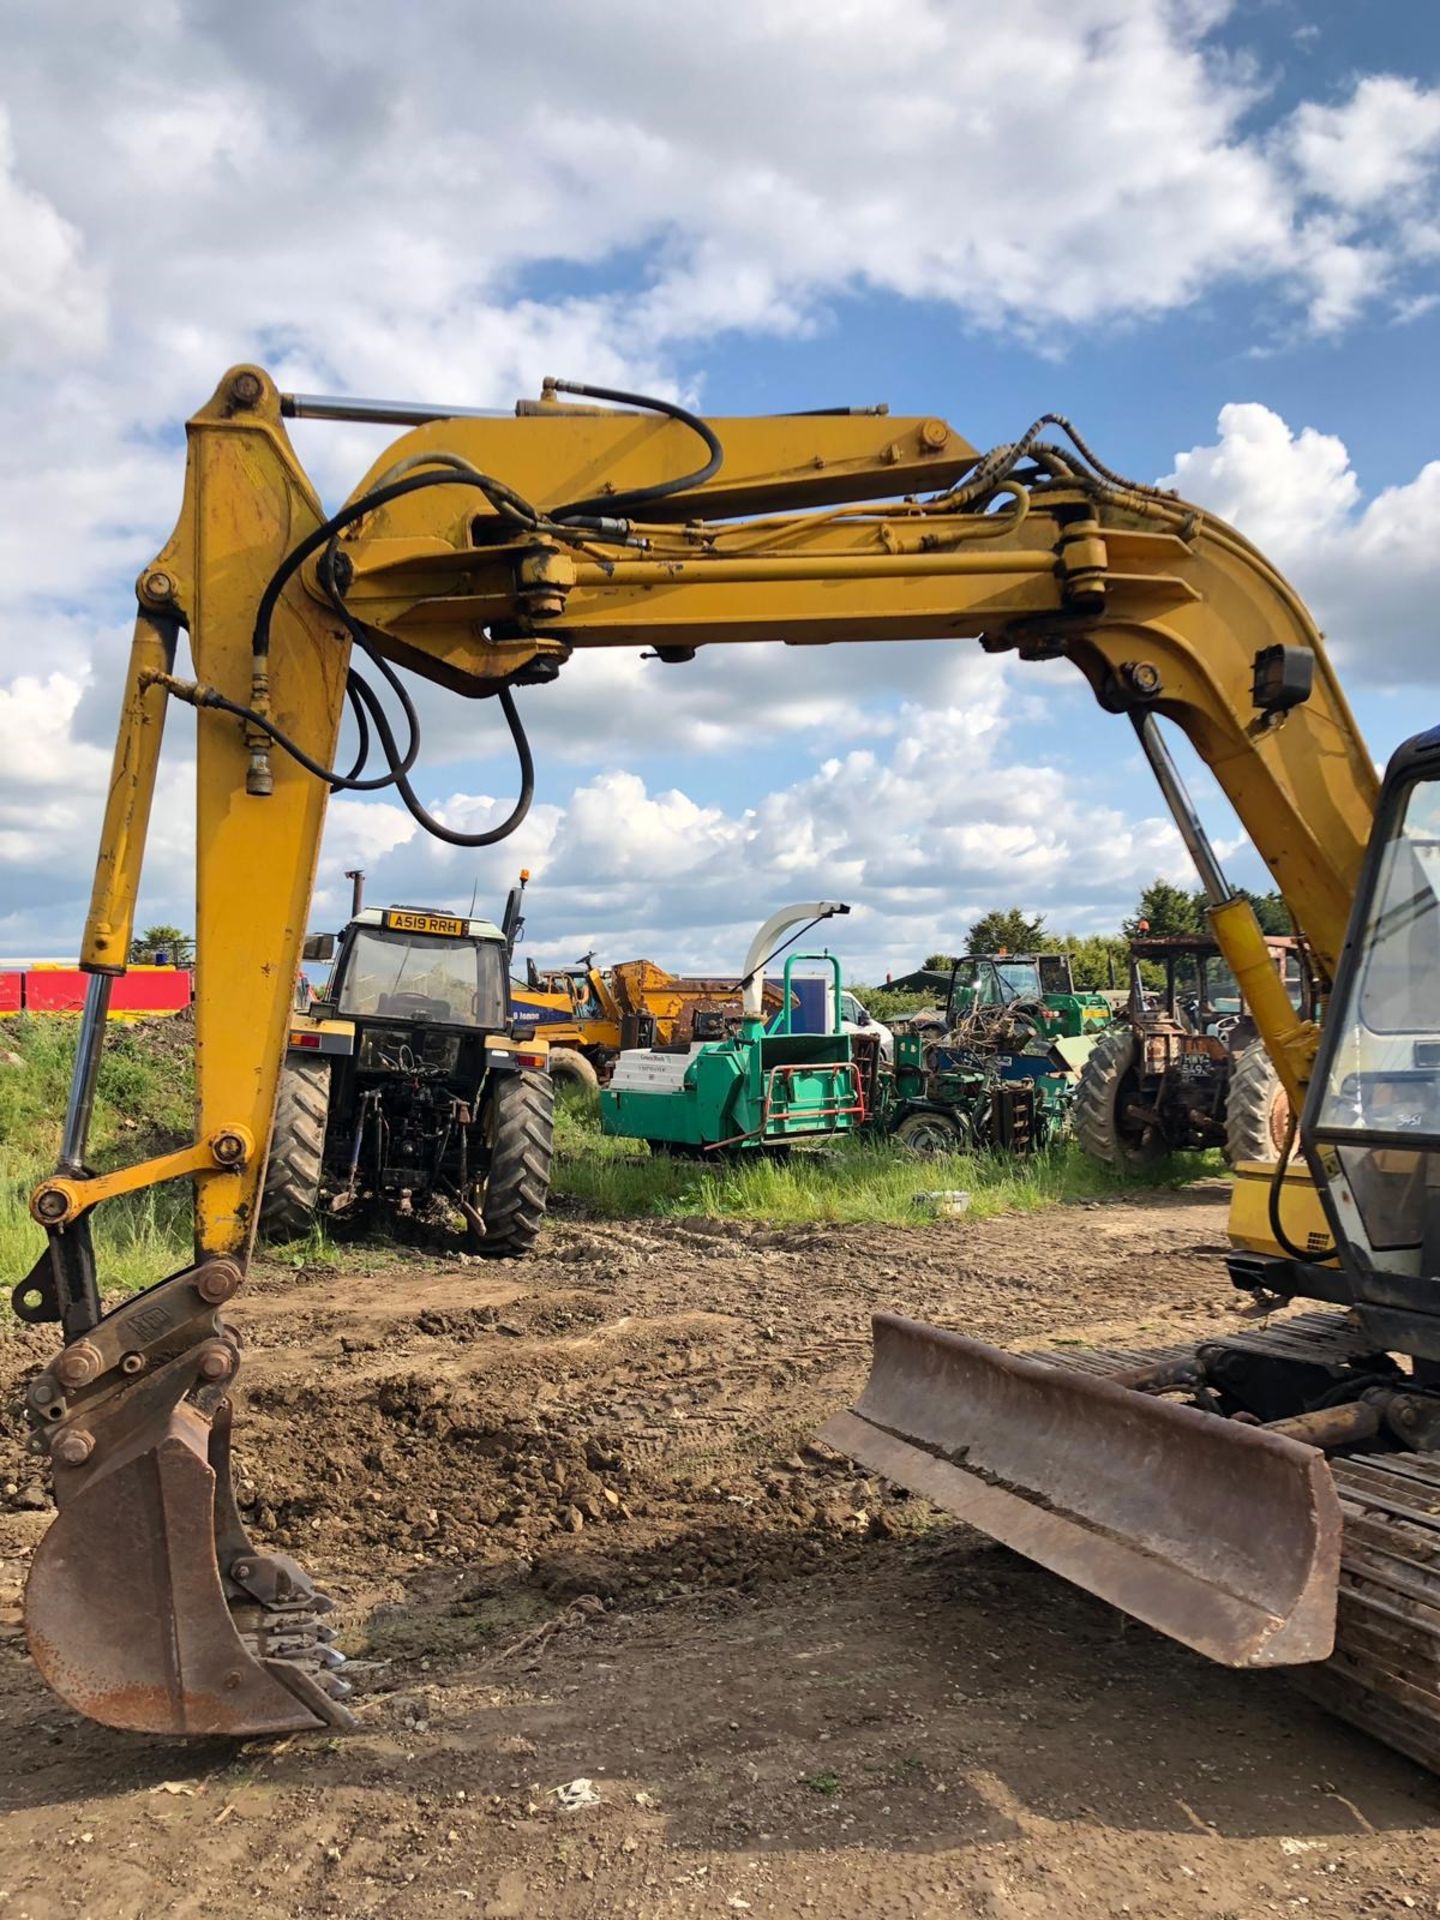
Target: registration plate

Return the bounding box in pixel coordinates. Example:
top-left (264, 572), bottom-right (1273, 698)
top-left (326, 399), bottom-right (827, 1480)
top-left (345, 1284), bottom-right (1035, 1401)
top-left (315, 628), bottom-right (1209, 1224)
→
top-left (383, 909), bottom-right (465, 937)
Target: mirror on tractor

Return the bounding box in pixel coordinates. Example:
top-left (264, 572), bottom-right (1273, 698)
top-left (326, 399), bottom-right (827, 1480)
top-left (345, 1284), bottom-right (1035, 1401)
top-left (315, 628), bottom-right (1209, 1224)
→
top-left (302, 932), bottom-right (336, 962)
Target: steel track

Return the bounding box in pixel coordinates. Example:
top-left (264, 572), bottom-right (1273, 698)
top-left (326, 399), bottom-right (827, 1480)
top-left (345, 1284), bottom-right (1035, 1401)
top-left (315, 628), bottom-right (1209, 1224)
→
top-left (1041, 1309), bottom-right (1440, 1773)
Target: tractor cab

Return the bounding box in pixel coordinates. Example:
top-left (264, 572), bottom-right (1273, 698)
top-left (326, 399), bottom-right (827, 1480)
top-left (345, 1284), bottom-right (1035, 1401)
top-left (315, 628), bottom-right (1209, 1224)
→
top-left (330, 909), bottom-right (510, 1028)
top-left (945, 952), bottom-right (1050, 1016)
top-left (942, 951), bottom-right (1110, 1044)
top-left (1127, 932), bottom-right (1311, 1047)
top-left (525, 954), bottom-right (609, 1023)
top-left (312, 908), bottom-right (513, 1078)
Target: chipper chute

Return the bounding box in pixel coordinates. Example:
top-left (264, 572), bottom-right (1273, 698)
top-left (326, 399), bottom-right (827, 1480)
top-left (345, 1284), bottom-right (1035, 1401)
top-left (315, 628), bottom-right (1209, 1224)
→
top-left (822, 1313), bottom-right (1343, 1667)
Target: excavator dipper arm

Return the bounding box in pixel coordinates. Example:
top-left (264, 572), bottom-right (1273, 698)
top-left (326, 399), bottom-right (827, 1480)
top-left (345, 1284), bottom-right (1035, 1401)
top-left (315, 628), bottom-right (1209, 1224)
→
top-left (15, 365), bottom-right (1384, 1737)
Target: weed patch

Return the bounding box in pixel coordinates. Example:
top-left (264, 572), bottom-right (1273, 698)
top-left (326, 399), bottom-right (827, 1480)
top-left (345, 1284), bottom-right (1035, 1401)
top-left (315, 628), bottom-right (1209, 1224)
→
top-left (553, 1089), bottom-right (1219, 1227)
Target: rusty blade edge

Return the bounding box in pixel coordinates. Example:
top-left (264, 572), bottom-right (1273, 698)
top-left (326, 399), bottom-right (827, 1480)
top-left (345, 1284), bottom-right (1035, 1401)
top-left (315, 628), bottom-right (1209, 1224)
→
top-left (820, 1402), bottom-right (1339, 1669)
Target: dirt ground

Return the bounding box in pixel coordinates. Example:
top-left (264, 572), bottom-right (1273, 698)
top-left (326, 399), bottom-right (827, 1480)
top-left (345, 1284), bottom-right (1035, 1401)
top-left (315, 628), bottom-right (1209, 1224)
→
top-left (1, 1184), bottom-right (1438, 1918)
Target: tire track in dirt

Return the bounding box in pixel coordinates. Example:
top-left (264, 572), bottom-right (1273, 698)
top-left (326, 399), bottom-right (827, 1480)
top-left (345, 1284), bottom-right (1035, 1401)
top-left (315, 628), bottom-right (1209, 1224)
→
top-left (2, 1187), bottom-right (1436, 1917)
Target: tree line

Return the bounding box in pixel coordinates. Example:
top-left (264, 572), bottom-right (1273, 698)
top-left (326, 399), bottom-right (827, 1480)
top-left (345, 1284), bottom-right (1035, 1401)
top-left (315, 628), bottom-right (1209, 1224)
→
top-left (918, 879), bottom-right (1292, 992)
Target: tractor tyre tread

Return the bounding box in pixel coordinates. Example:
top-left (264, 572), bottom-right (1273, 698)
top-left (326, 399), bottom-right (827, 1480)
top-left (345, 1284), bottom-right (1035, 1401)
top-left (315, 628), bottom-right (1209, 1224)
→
top-left (1072, 1023), bottom-right (1164, 1171)
top-left (548, 1046), bottom-right (601, 1092)
top-left (478, 1069), bottom-right (554, 1257)
top-left (1224, 1037), bottom-right (1291, 1167)
top-left (259, 1056), bottom-right (330, 1241)
top-left (892, 1109), bottom-right (968, 1155)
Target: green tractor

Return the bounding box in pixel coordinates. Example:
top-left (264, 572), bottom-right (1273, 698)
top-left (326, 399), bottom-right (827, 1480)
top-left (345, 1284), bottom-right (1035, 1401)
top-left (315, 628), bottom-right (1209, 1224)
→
top-left (933, 950), bottom-right (1113, 1049)
top-left (883, 951), bottom-right (1112, 1155)
top-left (881, 1026), bottom-right (1058, 1156)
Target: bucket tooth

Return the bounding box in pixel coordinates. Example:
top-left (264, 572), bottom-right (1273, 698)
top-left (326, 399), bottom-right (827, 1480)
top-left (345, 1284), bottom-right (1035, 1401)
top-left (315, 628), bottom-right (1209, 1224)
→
top-left (823, 1311), bottom-right (1342, 1667)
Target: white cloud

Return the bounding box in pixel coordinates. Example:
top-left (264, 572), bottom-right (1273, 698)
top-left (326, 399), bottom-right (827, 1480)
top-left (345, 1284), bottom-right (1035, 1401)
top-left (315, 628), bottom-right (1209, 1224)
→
top-left (0, 9), bottom-right (1433, 671)
top-left (305, 677), bottom-right (1191, 981)
top-left (0, 109), bottom-right (105, 367)
top-left (1164, 400), bottom-right (1359, 549)
top-left (3, 5), bottom-right (1440, 963)
top-left (0, 674), bottom-right (108, 792)
top-left (0, 668), bottom-right (196, 959)
top-left (1288, 76), bottom-right (1440, 212)
top-left (1164, 401), bottom-right (1440, 685)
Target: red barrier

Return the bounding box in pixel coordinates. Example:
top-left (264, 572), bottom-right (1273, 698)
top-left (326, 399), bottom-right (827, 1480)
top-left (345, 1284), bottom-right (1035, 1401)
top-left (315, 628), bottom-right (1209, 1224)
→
top-left (110, 971), bottom-right (192, 1014)
top-left (15, 968), bottom-right (193, 1016)
top-left (23, 970), bottom-right (88, 1013)
top-left (0, 973), bottom-right (21, 1015)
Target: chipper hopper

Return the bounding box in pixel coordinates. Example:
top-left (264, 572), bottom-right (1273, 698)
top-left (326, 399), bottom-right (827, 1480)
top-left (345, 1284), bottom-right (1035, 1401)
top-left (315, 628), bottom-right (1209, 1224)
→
top-left (600, 903), bottom-right (866, 1151)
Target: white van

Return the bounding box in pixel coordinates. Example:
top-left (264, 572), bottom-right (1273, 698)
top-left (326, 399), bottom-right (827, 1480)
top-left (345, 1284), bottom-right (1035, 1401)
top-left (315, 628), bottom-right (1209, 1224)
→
top-left (839, 989), bottom-right (894, 1061)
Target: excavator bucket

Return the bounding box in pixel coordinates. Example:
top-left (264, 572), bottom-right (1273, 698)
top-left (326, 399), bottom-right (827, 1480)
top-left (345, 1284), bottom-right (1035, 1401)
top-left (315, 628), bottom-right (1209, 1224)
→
top-left (24, 1371), bottom-right (354, 1736)
top-left (822, 1313), bottom-right (1343, 1667)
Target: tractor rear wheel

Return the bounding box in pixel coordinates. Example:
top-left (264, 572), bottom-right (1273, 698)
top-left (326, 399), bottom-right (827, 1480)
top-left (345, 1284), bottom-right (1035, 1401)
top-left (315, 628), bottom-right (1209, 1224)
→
top-left (1224, 1038), bottom-right (1292, 1167)
top-left (548, 1046), bottom-right (600, 1093)
top-left (473, 1069), bottom-right (554, 1257)
top-left (259, 1057), bottom-right (330, 1241)
top-left (893, 1108), bottom-right (969, 1155)
top-left (1072, 1025), bottom-right (1166, 1172)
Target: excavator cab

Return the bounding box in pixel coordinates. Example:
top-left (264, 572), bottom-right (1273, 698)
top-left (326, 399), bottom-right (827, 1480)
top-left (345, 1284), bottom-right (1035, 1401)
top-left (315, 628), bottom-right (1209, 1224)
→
top-left (1306, 726), bottom-right (1440, 1326)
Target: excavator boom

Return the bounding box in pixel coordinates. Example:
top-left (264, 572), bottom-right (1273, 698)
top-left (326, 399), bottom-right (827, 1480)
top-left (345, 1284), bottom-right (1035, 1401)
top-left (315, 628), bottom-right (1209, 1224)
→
top-left (13, 365), bottom-right (1416, 1754)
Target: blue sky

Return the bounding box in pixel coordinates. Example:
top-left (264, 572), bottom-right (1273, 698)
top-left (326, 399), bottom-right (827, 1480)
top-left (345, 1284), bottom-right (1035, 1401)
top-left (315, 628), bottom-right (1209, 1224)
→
top-left (1, 0), bottom-right (1438, 978)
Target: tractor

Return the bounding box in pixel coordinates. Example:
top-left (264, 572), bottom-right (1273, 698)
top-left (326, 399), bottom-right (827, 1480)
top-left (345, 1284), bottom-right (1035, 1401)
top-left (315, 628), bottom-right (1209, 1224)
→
top-left (1073, 930), bottom-right (1311, 1171)
top-left (881, 951), bottom-right (1111, 1155)
top-left (936, 950), bottom-right (1113, 1044)
top-left (261, 896), bottom-right (553, 1255)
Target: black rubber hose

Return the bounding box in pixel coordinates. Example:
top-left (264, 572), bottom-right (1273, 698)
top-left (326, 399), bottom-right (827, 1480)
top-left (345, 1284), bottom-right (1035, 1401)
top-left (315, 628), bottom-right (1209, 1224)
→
top-left (385, 683), bottom-right (535, 848)
top-left (340, 677), bottom-right (372, 784)
top-left (194, 677), bottom-right (534, 842)
top-left (341, 670), bottom-right (417, 791)
top-left (320, 537), bottom-right (535, 842)
top-left (223, 491), bottom-right (537, 840)
top-left (320, 540), bottom-right (423, 788)
top-left (1267, 1107), bottom-right (1337, 1264)
top-left (252, 465), bottom-right (541, 662)
top-left (547, 379), bottom-right (723, 520)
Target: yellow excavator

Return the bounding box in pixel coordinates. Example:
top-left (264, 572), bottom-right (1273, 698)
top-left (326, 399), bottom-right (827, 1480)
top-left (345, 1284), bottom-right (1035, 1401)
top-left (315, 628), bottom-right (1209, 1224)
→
top-left (13, 368), bottom-right (1437, 1768)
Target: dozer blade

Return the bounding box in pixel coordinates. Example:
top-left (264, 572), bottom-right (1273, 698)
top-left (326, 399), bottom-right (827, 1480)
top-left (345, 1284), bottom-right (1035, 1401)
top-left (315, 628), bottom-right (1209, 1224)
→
top-left (822, 1312), bottom-right (1343, 1667)
top-left (26, 1402), bottom-right (352, 1736)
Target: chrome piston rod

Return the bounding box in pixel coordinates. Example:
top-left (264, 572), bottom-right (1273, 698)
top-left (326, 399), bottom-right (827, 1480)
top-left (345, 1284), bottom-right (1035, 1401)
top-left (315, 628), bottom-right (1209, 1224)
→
top-left (1131, 710), bottom-right (1232, 907)
top-left (60, 973), bottom-right (114, 1173)
top-left (281, 392), bottom-right (511, 426)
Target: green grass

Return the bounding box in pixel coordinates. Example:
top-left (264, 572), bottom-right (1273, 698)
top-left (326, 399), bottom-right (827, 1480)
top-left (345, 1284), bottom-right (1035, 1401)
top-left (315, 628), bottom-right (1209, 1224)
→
top-left (553, 1089), bottom-right (1218, 1227)
top-left (0, 1015), bottom-right (195, 1296)
top-left (0, 1022), bottom-right (1222, 1309)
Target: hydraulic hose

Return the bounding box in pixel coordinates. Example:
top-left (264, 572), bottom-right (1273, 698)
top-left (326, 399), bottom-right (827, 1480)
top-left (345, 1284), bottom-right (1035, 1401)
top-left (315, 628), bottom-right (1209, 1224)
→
top-left (1267, 1106), bottom-right (1337, 1265)
top-left (546, 379), bottom-right (723, 521)
top-left (234, 386), bottom-right (726, 846)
